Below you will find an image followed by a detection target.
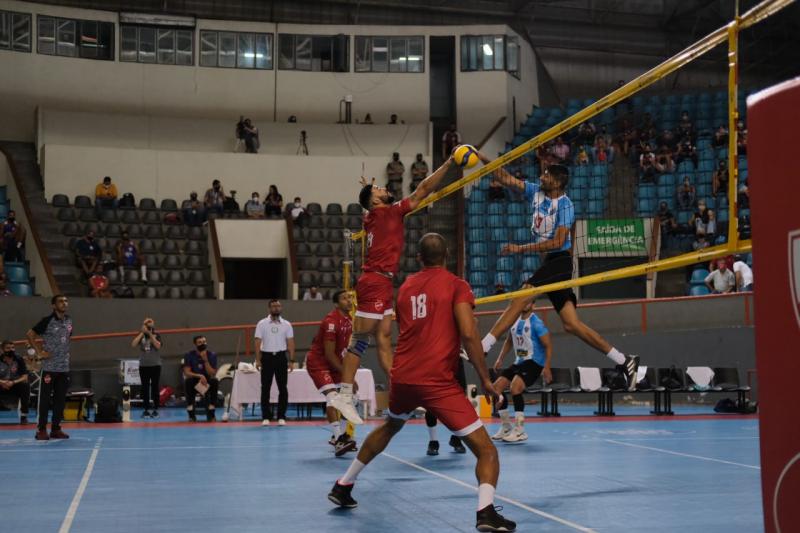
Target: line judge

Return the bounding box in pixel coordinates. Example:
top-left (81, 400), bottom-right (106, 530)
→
top-left (255, 299), bottom-right (295, 426)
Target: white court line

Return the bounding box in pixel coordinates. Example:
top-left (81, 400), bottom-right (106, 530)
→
top-left (382, 452), bottom-right (598, 533)
top-left (59, 437), bottom-right (103, 533)
top-left (604, 439), bottom-right (761, 470)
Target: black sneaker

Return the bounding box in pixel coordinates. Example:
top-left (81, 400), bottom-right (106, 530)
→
top-left (151, 410), bottom-right (159, 419)
top-left (476, 505), bottom-right (516, 532)
top-left (188, 411), bottom-right (197, 422)
top-left (427, 440), bottom-right (440, 456)
top-left (328, 481), bottom-right (358, 508)
top-left (20, 415), bottom-right (28, 424)
top-left (142, 410), bottom-right (151, 419)
top-left (207, 412), bottom-right (217, 422)
top-left (450, 435), bottom-right (467, 454)
top-left (622, 355), bottom-right (641, 392)
top-left (334, 435), bottom-right (357, 457)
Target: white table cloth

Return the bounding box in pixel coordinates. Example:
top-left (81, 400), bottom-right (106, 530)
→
top-left (229, 368), bottom-right (376, 420)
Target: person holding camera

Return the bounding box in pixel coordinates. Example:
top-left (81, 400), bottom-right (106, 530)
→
top-left (183, 335), bottom-right (218, 422)
top-left (131, 318), bottom-right (163, 419)
top-left (243, 118), bottom-right (260, 153)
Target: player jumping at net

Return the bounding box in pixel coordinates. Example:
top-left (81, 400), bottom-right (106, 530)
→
top-left (476, 153), bottom-right (640, 391)
top-left (328, 233), bottom-right (516, 532)
top-left (331, 156), bottom-right (456, 424)
top-left (491, 301), bottom-right (552, 443)
top-left (305, 289), bottom-right (358, 457)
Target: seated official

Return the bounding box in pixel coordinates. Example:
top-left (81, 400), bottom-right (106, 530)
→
top-left (182, 335), bottom-right (219, 422)
top-left (0, 340), bottom-right (31, 424)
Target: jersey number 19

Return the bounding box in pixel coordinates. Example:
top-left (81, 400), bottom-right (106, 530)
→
top-left (411, 294), bottom-right (427, 320)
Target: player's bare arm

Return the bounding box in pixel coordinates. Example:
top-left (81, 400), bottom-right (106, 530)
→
top-left (501, 226), bottom-right (570, 255)
top-left (406, 156), bottom-right (455, 210)
top-left (476, 151), bottom-right (525, 192)
top-left (323, 339), bottom-right (345, 374)
top-left (454, 302), bottom-right (498, 402)
top-left (540, 332), bottom-right (553, 384)
top-left (493, 335), bottom-right (512, 371)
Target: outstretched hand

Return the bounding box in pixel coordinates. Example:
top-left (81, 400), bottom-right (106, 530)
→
top-left (500, 243), bottom-right (523, 255)
top-left (359, 176), bottom-right (375, 188)
top-left (481, 378), bottom-right (500, 405)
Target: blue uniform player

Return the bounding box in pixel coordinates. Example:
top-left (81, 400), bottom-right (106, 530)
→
top-left (491, 302), bottom-right (551, 443)
top-left (476, 156), bottom-right (640, 391)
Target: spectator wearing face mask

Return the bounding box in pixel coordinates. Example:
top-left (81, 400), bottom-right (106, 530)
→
top-left (94, 176), bottom-right (118, 215)
top-left (183, 191), bottom-right (206, 226)
top-left (115, 230), bottom-right (147, 284)
top-left (692, 199), bottom-right (716, 237)
top-left (88, 264), bottom-right (112, 298)
top-left (0, 340), bottom-right (30, 424)
top-left (75, 230), bottom-right (102, 278)
top-left (386, 153), bottom-right (405, 198)
top-left (712, 125), bottom-right (728, 149)
top-left (410, 154), bottom-right (429, 192)
top-left (204, 180), bottom-right (226, 216)
top-left (675, 138), bottom-right (698, 167)
top-left (639, 144), bottom-right (656, 182)
top-left (712, 160), bottom-right (729, 197)
top-left (677, 176), bottom-right (696, 210)
top-left (265, 185), bottom-right (283, 218)
top-left (2, 210), bottom-right (25, 263)
top-left (245, 192), bottom-right (265, 219)
top-left (285, 197), bottom-right (310, 227)
top-left (182, 335), bottom-right (218, 422)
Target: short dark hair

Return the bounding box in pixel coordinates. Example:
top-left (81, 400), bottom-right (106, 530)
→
top-left (212, 179), bottom-right (220, 186)
top-left (546, 164), bottom-right (569, 189)
top-left (331, 289), bottom-right (347, 304)
top-left (51, 294), bottom-right (66, 304)
top-left (418, 233), bottom-right (447, 267)
top-left (268, 299), bottom-right (281, 306)
top-left (359, 184), bottom-right (373, 210)
top-left (1, 340), bottom-right (13, 348)
top-left (103, 176), bottom-right (111, 182)
top-left (193, 335), bottom-right (205, 344)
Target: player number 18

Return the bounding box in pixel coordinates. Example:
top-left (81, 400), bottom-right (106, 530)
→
top-left (411, 294), bottom-right (427, 320)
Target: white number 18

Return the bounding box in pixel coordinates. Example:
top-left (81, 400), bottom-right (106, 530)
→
top-left (411, 294), bottom-right (427, 320)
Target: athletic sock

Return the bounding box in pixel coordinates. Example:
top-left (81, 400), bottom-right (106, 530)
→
top-left (330, 421), bottom-right (341, 440)
top-left (340, 383), bottom-right (354, 396)
top-left (498, 408), bottom-right (510, 423)
top-left (477, 483), bottom-right (495, 511)
top-left (512, 394), bottom-right (525, 414)
top-left (340, 418), bottom-right (348, 436)
top-left (340, 459), bottom-right (366, 485)
top-left (428, 424), bottom-right (438, 441)
top-left (515, 411), bottom-right (525, 425)
top-left (606, 348), bottom-right (626, 365)
top-left (481, 334), bottom-right (497, 353)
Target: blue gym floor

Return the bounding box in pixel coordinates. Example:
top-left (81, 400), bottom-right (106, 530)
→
top-left (0, 407), bottom-right (762, 533)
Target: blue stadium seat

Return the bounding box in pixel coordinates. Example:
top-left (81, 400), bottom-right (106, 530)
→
top-left (572, 165), bottom-right (589, 178)
top-left (507, 214), bottom-right (525, 227)
top-left (513, 227), bottom-right (530, 242)
top-left (490, 228), bottom-right (510, 242)
top-left (0, 187), bottom-right (6, 204)
top-left (637, 197), bottom-right (655, 215)
top-left (507, 203), bottom-right (525, 216)
top-left (9, 283), bottom-right (33, 296)
top-left (470, 189), bottom-right (487, 202)
top-left (521, 255), bottom-right (540, 272)
top-left (494, 272), bottom-right (514, 287)
top-left (4, 265), bottom-right (29, 283)
top-left (0, 204), bottom-right (7, 220)
top-left (657, 185), bottom-right (673, 198)
top-left (638, 184), bottom-right (656, 199)
top-left (570, 187), bottom-right (587, 201)
top-left (469, 272), bottom-right (488, 287)
top-left (572, 198), bottom-right (587, 218)
top-left (469, 256), bottom-right (489, 272)
top-left (471, 286), bottom-right (490, 299)
top-left (588, 175), bottom-right (608, 189)
top-left (487, 203), bottom-right (505, 216)
top-left (570, 175), bottom-right (589, 189)
top-left (466, 201), bottom-right (485, 216)
top-left (717, 209), bottom-right (729, 223)
top-left (696, 172), bottom-right (713, 185)
top-left (690, 268), bottom-right (710, 285)
top-left (739, 208), bottom-right (750, 218)
top-left (739, 158), bottom-right (748, 171)
top-left (697, 160), bottom-right (715, 172)
top-left (468, 215), bottom-right (483, 228)
top-left (591, 164), bottom-right (608, 177)
top-left (496, 256), bottom-right (516, 272)
top-left (714, 235), bottom-right (727, 245)
top-left (588, 188), bottom-right (605, 201)
top-left (676, 210), bottom-right (693, 225)
top-left (689, 285), bottom-right (711, 296)
top-left (658, 174), bottom-right (676, 187)
top-left (677, 161), bottom-right (695, 173)
top-left (587, 200), bottom-right (605, 217)
top-left (716, 147), bottom-right (728, 159)
top-left (468, 228), bottom-right (487, 242)
top-left (476, 178), bottom-right (490, 190)
top-left (746, 253), bottom-right (753, 267)
top-left (487, 215), bottom-right (504, 228)
top-left (703, 196), bottom-right (716, 210)
top-left (696, 183), bottom-right (712, 198)
top-left (468, 242), bottom-right (488, 256)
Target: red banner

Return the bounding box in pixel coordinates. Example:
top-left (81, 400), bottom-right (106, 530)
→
top-left (749, 78), bottom-right (800, 533)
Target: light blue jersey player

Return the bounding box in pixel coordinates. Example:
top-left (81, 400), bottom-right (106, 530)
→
top-left (491, 302), bottom-right (552, 443)
top-left (475, 155), bottom-right (641, 394)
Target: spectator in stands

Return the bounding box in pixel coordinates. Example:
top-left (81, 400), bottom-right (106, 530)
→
top-left (204, 180), bottom-right (226, 216)
top-left (640, 113), bottom-right (655, 135)
top-left (386, 153), bottom-right (405, 197)
top-left (265, 185), bottom-right (283, 218)
top-left (733, 256), bottom-right (754, 291)
top-left (677, 110), bottom-right (694, 140)
top-left (654, 146), bottom-right (675, 174)
top-left (692, 199), bottom-right (716, 237)
top-left (593, 136), bottom-right (614, 164)
top-left (677, 176), bottom-right (696, 210)
top-left (410, 154), bottom-right (429, 192)
top-left (595, 125), bottom-right (612, 147)
top-left (656, 201), bottom-right (677, 239)
top-left (0, 272), bottom-right (11, 297)
top-left (88, 264), bottom-right (112, 298)
top-left (94, 177), bottom-right (118, 216)
top-left (183, 335), bottom-right (218, 422)
top-left (574, 146), bottom-right (590, 166)
top-left (2, 210), bottom-right (25, 263)
top-left (658, 128), bottom-right (677, 151)
top-left (243, 118), bottom-right (259, 154)
top-left (223, 190), bottom-right (241, 215)
top-left (675, 138), bottom-right (698, 167)
top-left (620, 120), bottom-right (636, 157)
top-left (389, 114), bottom-right (399, 125)
top-left (288, 115), bottom-right (297, 123)
top-left (738, 179), bottom-right (749, 209)
top-left (362, 113), bottom-right (374, 124)
top-left (441, 123), bottom-right (461, 161)
top-left (692, 234), bottom-right (710, 251)
top-left (183, 192), bottom-right (207, 226)
top-left (235, 116), bottom-right (246, 152)
top-left (488, 179), bottom-right (506, 202)
top-left (578, 122), bottom-right (596, 146)
top-left (286, 196), bottom-right (309, 227)
top-left (303, 285), bottom-right (324, 301)
top-left (494, 283), bottom-right (506, 295)
top-left (712, 160), bottom-right (728, 196)
top-left (551, 137), bottom-right (570, 163)
top-left (245, 192), bottom-right (265, 219)
top-left (639, 144), bottom-right (656, 182)
top-left (75, 230), bottom-right (102, 278)
top-left (0, 340), bottom-right (30, 423)
top-left (705, 259), bottom-right (735, 294)
top-left (737, 121), bottom-right (748, 155)
top-left (713, 124), bottom-right (728, 149)
top-left (116, 230), bottom-right (147, 284)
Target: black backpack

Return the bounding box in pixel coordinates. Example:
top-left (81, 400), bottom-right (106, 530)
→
top-left (604, 368), bottom-right (628, 391)
top-left (118, 193), bottom-right (136, 208)
top-left (95, 396), bottom-right (121, 423)
top-left (660, 366), bottom-right (683, 391)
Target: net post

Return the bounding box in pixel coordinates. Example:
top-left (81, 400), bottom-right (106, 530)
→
top-left (726, 19), bottom-right (741, 250)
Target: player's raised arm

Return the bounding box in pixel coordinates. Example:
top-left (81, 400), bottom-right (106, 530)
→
top-left (476, 151), bottom-right (525, 193)
top-left (455, 301), bottom-right (498, 403)
top-left (406, 156), bottom-right (455, 210)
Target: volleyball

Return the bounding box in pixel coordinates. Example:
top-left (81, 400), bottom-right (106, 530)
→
top-left (453, 144), bottom-right (479, 168)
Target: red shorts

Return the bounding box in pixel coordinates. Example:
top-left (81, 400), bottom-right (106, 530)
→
top-left (308, 368), bottom-right (341, 393)
top-left (388, 382), bottom-right (482, 437)
top-left (355, 272), bottom-right (394, 320)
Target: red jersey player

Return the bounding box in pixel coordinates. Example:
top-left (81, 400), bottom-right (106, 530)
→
top-left (329, 233), bottom-right (516, 532)
top-left (331, 155), bottom-right (456, 425)
top-left (305, 289), bottom-right (357, 456)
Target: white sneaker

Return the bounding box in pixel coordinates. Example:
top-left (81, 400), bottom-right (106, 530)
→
top-left (502, 425), bottom-right (528, 443)
top-left (330, 392), bottom-right (364, 425)
top-left (261, 419), bottom-right (270, 426)
top-left (492, 422), bottom-right (513, 441)
top-left (278, 419), bottom-right (286, 426)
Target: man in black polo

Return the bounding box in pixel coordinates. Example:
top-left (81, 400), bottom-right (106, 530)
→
top-left (0, 340), bottom-right (31, 424)
top-left (27, 294), bottom-right (73, 440)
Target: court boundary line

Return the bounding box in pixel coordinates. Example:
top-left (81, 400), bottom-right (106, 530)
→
top-left (604, 439), bottom-right (761, 470)
top-left (59, 437), bottom-right (103, 533)
top-left (382, 452), bottom-right (598, 533)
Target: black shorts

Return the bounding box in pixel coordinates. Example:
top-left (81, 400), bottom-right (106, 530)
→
top-left (500, 359), bottom-right (544, 387)
top-left (524, 251), bottom-right (577, 313)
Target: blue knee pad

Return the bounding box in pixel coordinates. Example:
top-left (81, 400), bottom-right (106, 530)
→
top-left (347, 332), bottom-right (372, 358)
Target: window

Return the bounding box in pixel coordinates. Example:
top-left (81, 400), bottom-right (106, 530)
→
top-left (460, 34), bottom-right (519, 77)
top-left (355, 36), bottom-right (423, 73)
top-left (0, 10), bottom-right (31, 52)
top-left (121, 25), bottom-right (193, 65)
top-left (199, 30), bottom-right (272, 69)
top-left (37, 15), bottom-right (113, 60)
top-left (278, 34), bottom-right (348, 72)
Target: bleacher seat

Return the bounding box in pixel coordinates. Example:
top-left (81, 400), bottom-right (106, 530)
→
top-left (160, 199), bottom-right (178, 212)
top-left (163, 287), bottom-right (185, 299)
top-left (51, 194), bottom-right (70, 207)
top-left (325, 203), bottom-right (343, 215)
top-left (521, 255), bottom-right (540, 272)
top-left (570, 187), bottom-right (587, 202)
top-left (5, 265), bottom-right (29, 283)
top-left (162, 255), bottom-right (182, 269)
top-left (186, 241), bottom-right (204, 255)
top-left (468, 228), bottom-right (487, 242)
top-left (470, 190), bottom-right (487, 202)
top-left (143, 286), bottom-right (159, 298)
top-left (346, 203), bottom-right (362, 215)
top-left (494, 272), bottom-right (513, 287)
top-left (496, 257), bottom-right (515, 272)
top-left (307, 229), bottom-right (326, 242)
top-left (690, 269), bottom-right (710, 285)
top-left (74, 196), bottom-right (92, 209)
top-left (490, 228), bottom-right (510, 241)
top-left (9, 283), bottom-right (33, 296)
top-left (486, 203), bottom-right (505, 216)
top-left (658, 174), bottom-right (676, 187)
top-left (469, 256), bottom-right (488, 272)
top-left (468, 272), bottom-right (488, 287)
top-left (78, 210), bottom-right (98, 223)
top-left (513, 227), bottom-right (530, 242)
top-left (468, 242), bottom-right (488, 256)
top-left (57, 208), bottom-right (77, 221)
top-left (570, 175), bottom-right (589, 189)
top-left (307, 203), bottom-right (322, 216)
top-left (637, 198), bottom-right (655, 215)
top-left (588, 188), bottom-right (605, 201)
top-left (316, 242), bottom-right (334, 256)
top-left (638, 184), bottom-right (656, 199)
top-left (318, 257), bottom-right (336, 272)
top-left (466, 201), bottom-right (485, 216)
top-left (587, 200), bottom-right (604, 217)
top-left (676, 210), bottom-right (693, 225)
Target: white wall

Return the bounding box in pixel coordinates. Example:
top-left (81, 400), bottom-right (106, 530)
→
top-left (215, 219), bottom-right (289, 259)
top-left (42, 143), bottom-right (422, 205)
